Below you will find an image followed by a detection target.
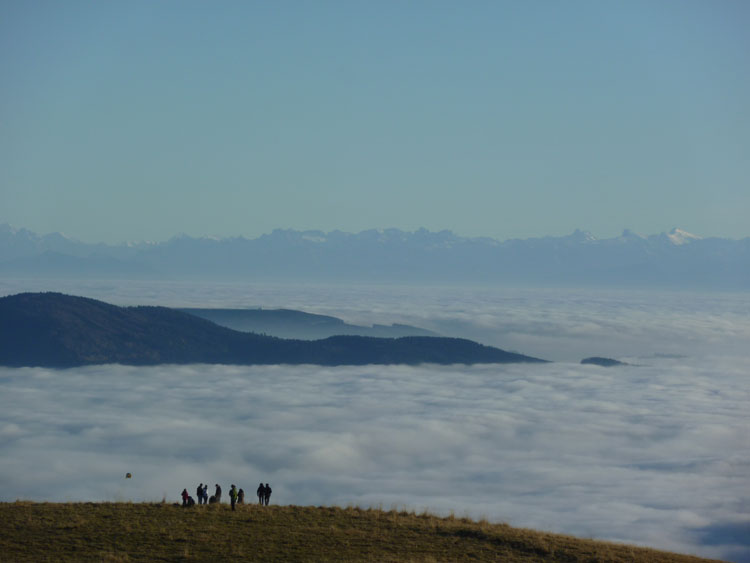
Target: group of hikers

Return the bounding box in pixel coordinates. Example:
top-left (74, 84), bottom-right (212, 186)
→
top-left (180, 483), bottom-right (272, 510)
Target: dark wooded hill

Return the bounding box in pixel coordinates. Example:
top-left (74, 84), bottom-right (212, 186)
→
top-left (178, 307), bottom-right (438, 339)
top-left (0, 292), bottom-right (545, 368)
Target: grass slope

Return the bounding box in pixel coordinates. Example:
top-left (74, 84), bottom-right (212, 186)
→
top-left (0, 502), bottom-right (721, 562)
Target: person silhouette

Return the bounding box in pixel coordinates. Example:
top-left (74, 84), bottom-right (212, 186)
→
top-left (256, 483), bottom-right (264, 505)
top-left (263, 483), bottom-right (272, 506)
top-left (214, 483), bottom-right (222, 503)
top-left (196, 483), bottom-right (204, 505)
top-left (229, 484), bottom-right (238, 511)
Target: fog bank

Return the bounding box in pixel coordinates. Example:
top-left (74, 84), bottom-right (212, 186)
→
top-left (1, 357), bottom-right (748, 561)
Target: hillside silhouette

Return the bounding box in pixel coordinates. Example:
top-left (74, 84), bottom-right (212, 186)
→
top-left (179, 307), bottom-right (439, 339)
top-left (0, 292), bottom-right (545, 368)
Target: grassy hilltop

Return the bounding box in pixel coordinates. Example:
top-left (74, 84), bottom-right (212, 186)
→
top-left (0, 502), bottom-right (721, 562)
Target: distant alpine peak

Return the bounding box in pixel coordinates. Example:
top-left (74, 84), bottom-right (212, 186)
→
top-left (569, 229), bottom-right (597, 242)
top-left (0, 223), bottom-right (35, 237)
top-left (620, 228), bottom-right (645, 240)
top-left (666, 228), bottom-right (702, 245)
top-left (301, 233), bottom-right (327, 243)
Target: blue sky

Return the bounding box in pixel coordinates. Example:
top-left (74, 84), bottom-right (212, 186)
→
top-left (2, 1), bottom-right (748, 243)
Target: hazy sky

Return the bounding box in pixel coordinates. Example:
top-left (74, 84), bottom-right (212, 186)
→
top-left (2, 1), bottom-right (749, 244)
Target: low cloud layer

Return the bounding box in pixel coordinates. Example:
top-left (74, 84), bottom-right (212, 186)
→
top-left (1, 280), bottom-right (749, 561)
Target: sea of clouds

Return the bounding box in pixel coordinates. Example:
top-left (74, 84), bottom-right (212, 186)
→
top-left (1, 279), bottom-right (748, 561)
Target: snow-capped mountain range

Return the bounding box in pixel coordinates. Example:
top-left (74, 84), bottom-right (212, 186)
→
top-left (1, 224), bottom-right (747, 289)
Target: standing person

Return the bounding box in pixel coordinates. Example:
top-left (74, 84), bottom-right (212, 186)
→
top-left (202, 484), bottom-right (208, 504)
top-left (237, 488), bottom-right (244, 504)
top-left (229, 484), bottom-right (238, 511)
top-left (181, 488), bottom-right (189, 507)
top-left (196, 483), bottom-right (204, 505)
top-left (256, 483), bottom-right (265, 505)
top-left (214, 483), bottom-right (222, 503)
top-left (264, 483), bottom-right (272, 506)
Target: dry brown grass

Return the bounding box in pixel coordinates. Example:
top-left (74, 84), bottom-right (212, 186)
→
top-left (0, 501), bottom-right (723, 562)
